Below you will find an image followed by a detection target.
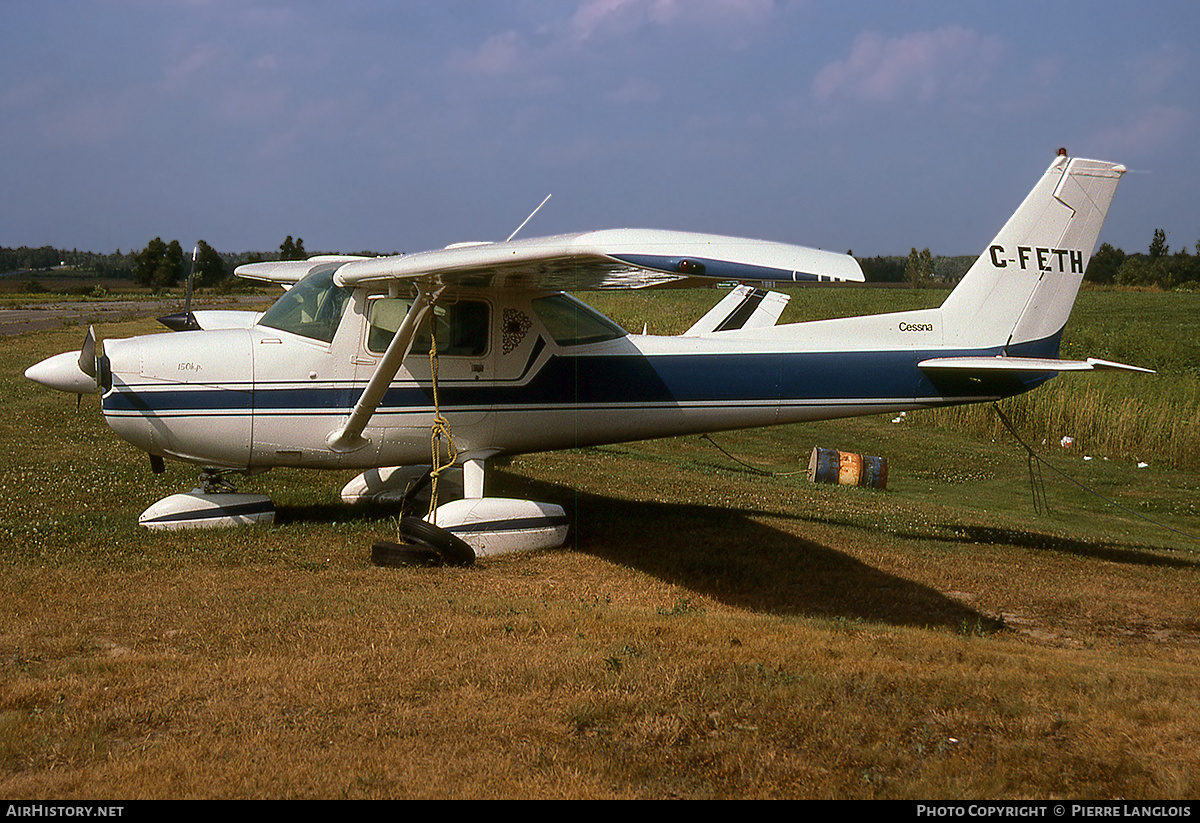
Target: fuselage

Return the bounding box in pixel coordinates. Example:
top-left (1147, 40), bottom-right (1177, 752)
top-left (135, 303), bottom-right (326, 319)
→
top-left (98, 277), bottom-right (1054, 472)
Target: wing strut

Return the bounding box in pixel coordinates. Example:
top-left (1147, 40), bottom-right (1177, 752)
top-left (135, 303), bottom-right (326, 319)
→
top-left (327, 282), bottom-right (444, 453)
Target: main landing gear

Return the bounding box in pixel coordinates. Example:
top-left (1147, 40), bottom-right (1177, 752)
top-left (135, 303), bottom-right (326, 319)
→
top-left (138, 468), bottom-right (275, 530)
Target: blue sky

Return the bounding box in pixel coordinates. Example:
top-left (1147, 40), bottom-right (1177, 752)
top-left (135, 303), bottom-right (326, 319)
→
top-left (3, 0), bottom-right (1198, 258)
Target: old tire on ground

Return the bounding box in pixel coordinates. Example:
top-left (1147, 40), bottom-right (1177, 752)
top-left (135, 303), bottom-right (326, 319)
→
top-left (399, 516), bottom-right (475, 567)
top-left (370, 540), bottom-right (443, 567)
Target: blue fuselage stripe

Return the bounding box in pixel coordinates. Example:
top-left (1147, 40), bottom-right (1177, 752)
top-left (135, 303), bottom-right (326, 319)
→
top-left (102, 340), bottom-right (1058, 417)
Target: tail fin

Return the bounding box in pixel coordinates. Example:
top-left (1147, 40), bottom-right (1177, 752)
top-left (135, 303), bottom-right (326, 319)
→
top-left (940, 154), bottom-right (1125, 354)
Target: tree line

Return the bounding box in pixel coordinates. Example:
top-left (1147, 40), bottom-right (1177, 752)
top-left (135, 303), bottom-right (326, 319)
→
top-left (855, 228), bottom-right (1200, 289)
top-left (1, 236), bottom-right (315, 291)
top-left (6, 229), bottom-right (1198, 291)
top-left (128, 235), bottom-right (314, 290)
top-left (1084, 229), bottom-right (1200, 289)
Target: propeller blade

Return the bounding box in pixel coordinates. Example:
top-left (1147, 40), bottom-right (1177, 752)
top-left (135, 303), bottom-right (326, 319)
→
top-left (158, 311), bottom-right (201, 331)
top-left (78, 325), bottom-right (97, 379)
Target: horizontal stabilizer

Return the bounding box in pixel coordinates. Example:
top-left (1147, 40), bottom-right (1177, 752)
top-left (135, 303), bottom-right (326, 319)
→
top-left (918, 356), bottom-right (1155, 374)
top-left (684, 285), bottom-right (790, 336)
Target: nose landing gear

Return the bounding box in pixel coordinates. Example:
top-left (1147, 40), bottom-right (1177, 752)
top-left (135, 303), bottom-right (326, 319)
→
top-left (138, 468), bottom-right (275, 530)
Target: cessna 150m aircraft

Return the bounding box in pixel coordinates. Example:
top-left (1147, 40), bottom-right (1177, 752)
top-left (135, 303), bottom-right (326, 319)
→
top-left (26, 153), bottom-right (1150, 557)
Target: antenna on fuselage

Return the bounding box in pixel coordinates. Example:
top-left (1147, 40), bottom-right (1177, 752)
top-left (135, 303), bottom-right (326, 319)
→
top-left (506, 194), bottom-right (552, 242)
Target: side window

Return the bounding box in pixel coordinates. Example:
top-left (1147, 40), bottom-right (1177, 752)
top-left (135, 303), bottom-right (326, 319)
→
top-left (531, 293), bottom-right (627, 346)
top-left (367, 298), bottom-right (489, 357)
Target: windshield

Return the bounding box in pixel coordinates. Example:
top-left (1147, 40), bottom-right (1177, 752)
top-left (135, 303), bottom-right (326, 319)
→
top-left (258, 266), bottom-right (352, 343)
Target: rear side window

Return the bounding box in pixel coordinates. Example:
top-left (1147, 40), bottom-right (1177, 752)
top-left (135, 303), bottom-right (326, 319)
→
top-left (531, 293), bottom-right (626, 346)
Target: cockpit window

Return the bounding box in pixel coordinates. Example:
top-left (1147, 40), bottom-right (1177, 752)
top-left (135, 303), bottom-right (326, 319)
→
top-left (258, 266), bottom-right (352, 344)
top-left (531, 293), bottom-right (627, 346)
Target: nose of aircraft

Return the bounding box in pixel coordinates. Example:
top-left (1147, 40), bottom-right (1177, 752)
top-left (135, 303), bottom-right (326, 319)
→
top-left (24, 326), bottom-right (99, 394)
top-left (25, 350), bottom-right (99, 394)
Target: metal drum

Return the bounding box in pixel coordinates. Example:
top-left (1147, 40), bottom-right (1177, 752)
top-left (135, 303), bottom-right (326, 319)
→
top-left (808, 447), bottom-right (888, 490)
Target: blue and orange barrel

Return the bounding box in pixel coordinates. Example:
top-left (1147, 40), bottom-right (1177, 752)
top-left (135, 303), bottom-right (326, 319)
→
top-left (807, 447), bottom-right (888, 490)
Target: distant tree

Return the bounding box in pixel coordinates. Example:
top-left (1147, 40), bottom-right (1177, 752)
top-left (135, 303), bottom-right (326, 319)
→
top-left (1085, 242), bottom-right (1125, 284)
top-left (857, 255), bottom-right (906, 283)
top-left (1117, 256), bottom-right (1152, 287)
top-left (134, 237), bottom-right (185, 290)
top-left (279, 236), bottom-right (307, 261)
top-left (0, 245), bottom-right (58, 272)
top-left (94, 250), bottom-right (134, 280)
top-left (164, 240), bottom-right (185, 287)
top-left (1113, 235), bottom-right (1200, 289)
top-left (905, 249), bottom-right (919, 286)
top-left (192, 240), bottom-right (227, 288)
top-left (933, 255), bottom-right (974, 285)
top-left (1149, 228), bottom-right (1169, 260)
top-left (905, 247), bottom-right (934, 286)
top-left (134, 238), bottom-right (166, 286)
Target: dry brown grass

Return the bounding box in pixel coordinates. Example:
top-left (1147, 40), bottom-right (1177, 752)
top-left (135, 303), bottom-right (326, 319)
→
top-left (2, 441), bottom-right (1199, 799)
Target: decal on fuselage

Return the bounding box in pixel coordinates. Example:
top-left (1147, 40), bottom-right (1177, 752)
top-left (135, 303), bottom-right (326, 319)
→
top-left (989, 245), bottom-right (1084, 273)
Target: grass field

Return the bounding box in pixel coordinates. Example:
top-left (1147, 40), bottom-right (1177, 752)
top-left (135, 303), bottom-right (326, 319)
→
top-left (1, 287), bottom-right (1198, 799)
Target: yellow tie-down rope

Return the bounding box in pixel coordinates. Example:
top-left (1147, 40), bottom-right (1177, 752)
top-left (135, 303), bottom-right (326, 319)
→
top-left (425, 317), bottom-right (458, 524)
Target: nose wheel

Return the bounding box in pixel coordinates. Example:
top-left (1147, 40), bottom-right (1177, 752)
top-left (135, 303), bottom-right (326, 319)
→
top-left (198, 468), bottom-right (241, 494)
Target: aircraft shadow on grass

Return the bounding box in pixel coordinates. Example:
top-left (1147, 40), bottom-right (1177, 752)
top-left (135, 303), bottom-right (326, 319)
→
top-left (798, 511), bottom-right (1198, 569)
top-left (273, 470), bottom-right (1004, 634)
top-left (929, 524), bottom-right (1198, 568)
top-left (273, 463), bottom-right (1195, 633)
top-left (499, 474), bottom-right (1006, 633)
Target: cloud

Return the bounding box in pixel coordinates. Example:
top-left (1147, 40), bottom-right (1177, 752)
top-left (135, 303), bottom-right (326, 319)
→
top-left (562, 0), bottom-right (775, 43)
top-left (607, 77), bottom-right (663, 104)
top-left (1091, 104), bottom-right (1195, 158)
top-left (454, 29), bottom-right (528, 75)
top-left (813, 26), bottom-right (1003, 105)
top-left (161, 42), bottom-right (226, 92)
top-left (1127, 42), bottom-right (1189, 97)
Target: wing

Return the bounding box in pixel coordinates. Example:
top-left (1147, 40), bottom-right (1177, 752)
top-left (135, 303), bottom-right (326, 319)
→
top-left (329, 229), bottom-right (864, 291)
top-left (235, 255), bottom-right (370, 287)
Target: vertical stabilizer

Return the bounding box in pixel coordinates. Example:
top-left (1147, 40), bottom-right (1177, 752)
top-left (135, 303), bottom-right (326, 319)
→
top-left (939, 154), bottom-right (1125, 353)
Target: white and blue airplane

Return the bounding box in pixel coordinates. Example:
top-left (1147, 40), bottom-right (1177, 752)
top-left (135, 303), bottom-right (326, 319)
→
top-left (25, 153), bottom-right (1149, 556)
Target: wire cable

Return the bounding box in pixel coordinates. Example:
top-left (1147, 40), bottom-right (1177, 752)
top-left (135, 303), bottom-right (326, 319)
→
top-left (992, 403), bottom-right (1197, 545)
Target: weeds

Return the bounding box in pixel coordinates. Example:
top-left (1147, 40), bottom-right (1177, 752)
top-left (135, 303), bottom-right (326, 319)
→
top-left (658, 597), bottom-right (705, 617)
